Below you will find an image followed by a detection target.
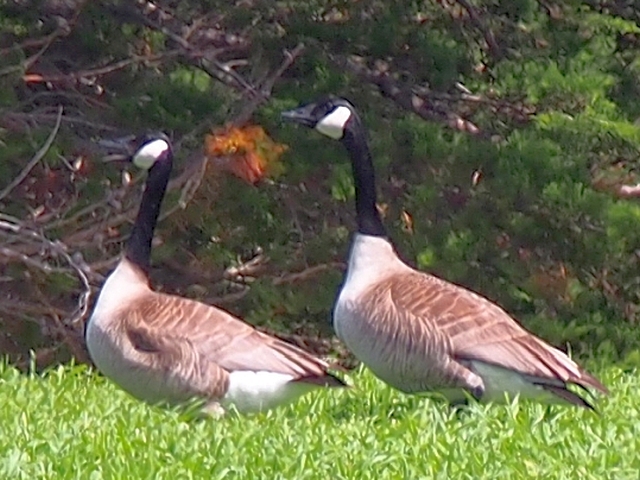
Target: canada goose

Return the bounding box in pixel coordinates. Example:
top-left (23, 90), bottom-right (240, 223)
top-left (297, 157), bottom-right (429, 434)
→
top-left (86, 132), bottom-right (345, 414)
top-left (281, 97), bottom-right (608, 409)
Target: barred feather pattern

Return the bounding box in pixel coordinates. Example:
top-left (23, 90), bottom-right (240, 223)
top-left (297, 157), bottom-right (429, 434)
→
top-left (87, 260), bottom-right (345, 413)
top-left (335, 268), bottom-right (607, 406)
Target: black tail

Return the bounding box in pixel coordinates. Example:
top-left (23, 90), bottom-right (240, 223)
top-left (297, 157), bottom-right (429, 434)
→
top-left (296, 373), bottom-right (348, 388)
top-left (536, 383), bottom-right (597, 411)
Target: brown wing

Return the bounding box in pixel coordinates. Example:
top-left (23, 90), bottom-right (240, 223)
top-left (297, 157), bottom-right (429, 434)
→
top-left (129, 291), bottom-right (344, 386)
top-left (125, 324), bottom-right (230, 400)
top-left (376, 271), bottom-right (607, 393)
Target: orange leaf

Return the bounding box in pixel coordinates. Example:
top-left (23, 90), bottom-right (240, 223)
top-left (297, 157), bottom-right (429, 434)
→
top-left (204, 125), bottom-right (288, 184)
top-left (228, 151), bottom-right (266, 184)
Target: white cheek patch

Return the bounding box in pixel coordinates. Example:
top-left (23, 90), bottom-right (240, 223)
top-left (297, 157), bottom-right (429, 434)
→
top-left (315, 105), bottom-right (352, 139)
top-left (133, 139), bottom-right (169, 169)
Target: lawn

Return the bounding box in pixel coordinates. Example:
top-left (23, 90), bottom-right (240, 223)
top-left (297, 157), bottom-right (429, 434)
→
top-left (0, 360), bottom-right (637, 480)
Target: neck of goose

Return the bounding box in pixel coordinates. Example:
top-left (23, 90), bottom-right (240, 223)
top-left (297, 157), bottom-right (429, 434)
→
top-left (125, 152), bottom-right (172, 271)
top-left (342, 129), bottom-right (386, 237)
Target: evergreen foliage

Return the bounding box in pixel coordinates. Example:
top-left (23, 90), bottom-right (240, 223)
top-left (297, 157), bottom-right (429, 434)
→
top-left (1, 1), bottom-right (640, 366)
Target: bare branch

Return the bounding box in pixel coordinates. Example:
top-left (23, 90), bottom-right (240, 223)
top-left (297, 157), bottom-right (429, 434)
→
top-left (20, 49), bottom-right (198, 85)
top-left (273, 262), bottom-right (346, 285)
top-left (453, 0), bottom-right (503, 60)
top-left (233, 43), bottom-right (306, 126)
top-left (102, 3), bottom-right (257, 96)
top-left (160, 151), bottom-right (208, 218)
top-left (0, 110), bottom-right (118, 134)
top-left (0, 106), bottom-right (63, 202)
top-left (0, 216), bottom-right (92, 328)
top-left (224, 253), bottom-right (270, 283)
top-left (0, 27), bottom-right (67, 57)
top-left (0, 0), bottom-right (88, 76)
top-left (331, 53), bottom-right (484, 136)
top-left (0, 26), bottom-right (70, 77)
top-left (202, 262), bottom-right (345, 306)
top-left (0, 245), bottom-right (68, 273)
top-left (0, 299), bottom-right (67, 320)
top-left (204, 287), bottom-right (251, 307)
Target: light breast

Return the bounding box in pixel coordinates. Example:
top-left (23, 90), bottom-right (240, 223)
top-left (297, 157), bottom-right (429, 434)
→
top-left (86, 321), bottom-right (173, 404)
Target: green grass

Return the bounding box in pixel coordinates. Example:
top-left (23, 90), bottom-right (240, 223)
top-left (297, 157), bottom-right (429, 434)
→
top-left (0, 361), bottom-right (637, 479)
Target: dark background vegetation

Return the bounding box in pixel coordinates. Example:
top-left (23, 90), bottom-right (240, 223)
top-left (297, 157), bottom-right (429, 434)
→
top-left (1, 0), bottom-right (640, 370)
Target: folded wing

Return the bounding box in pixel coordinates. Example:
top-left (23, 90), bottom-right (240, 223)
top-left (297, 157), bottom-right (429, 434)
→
top-left (130, 291), bottom-right (344, 387)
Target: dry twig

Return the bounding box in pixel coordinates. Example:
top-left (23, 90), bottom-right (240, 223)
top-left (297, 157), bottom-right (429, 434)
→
top-left (273, 262), bottom-right (345, 285)
top-left (0, 106), bottom-right (63, 202)
top-left (0, 0), bottom-right (89, 77)
top-left (0, 214), bottom-right (91, 328)
top-left (20, 49), bottom-right (200, 85)
top-left (233, 43), bottom-right (306, 126)
top-left (453, 0), bottom-right (503, 60)
top-left (102, 3), bottom-right (256, 96)
top-left (0, 110), bottom-right (118, 134)
top-left (330, 53), bottom-right (484, 136)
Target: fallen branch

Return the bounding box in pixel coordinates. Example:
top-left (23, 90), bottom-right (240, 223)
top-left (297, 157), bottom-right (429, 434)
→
top-left (0, 26), bottom-right (69, 58)
top-left (204, 288), bottom-right (251, 307)
top-left (0, 298), bottom-right (68, 320)
top-left (224, 252), bottom-right (270, 283)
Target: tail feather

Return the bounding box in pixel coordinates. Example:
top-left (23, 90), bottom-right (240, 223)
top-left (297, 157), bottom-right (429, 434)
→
top-left (514, 336), bottom-right (609, 395)
top-left (295, 373), bottom-right (348, 388)
top-left (573, 368), bottom-right (609, 394)
top-left (536, 382), bottom-right (596, 411)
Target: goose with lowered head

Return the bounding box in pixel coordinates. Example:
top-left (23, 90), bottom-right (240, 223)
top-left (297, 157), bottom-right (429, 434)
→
top-left (281, 96), bottom-right (607, 409)
top-left (86, 132), bottom-right (345, 415)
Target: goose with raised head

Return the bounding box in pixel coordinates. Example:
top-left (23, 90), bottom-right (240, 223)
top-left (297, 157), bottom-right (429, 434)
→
top-left (86, 132), bottom-right (345, 414)
top-left (282, 97), bottom-right (607, 409)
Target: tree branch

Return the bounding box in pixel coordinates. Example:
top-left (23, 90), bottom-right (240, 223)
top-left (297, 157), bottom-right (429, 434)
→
top-left (330, 53), bottom-right (484, 136)
top-left (21, 49), bottom-right (199, 85)
top-left (233, 43), bottom-right (306, 126)
top-left (0, 106), bottom-right (63, 202)
top-left (453, 0), bottom-right (503, 60)
top-left (0, 215), bottom-right (92, 328)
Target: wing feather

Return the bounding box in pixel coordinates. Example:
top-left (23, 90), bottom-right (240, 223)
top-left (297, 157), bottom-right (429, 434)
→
top-left (129, 291), bottom-right (344, 386)
top-left (124, 323), bottom-right (230, 400)
top-left (369, 271), bottom-right (607, 394)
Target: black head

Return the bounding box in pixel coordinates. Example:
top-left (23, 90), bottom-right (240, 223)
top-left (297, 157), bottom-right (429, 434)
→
top-left (281, 96), bottom-right (360, 140)
top-left (98, 132), bottom-right (172, 170)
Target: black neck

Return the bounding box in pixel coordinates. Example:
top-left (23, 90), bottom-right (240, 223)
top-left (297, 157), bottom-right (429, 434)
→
top-left (342, 127), bottom-right (387, 237)
top-left (124, 153), bottom-right (172, 271)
